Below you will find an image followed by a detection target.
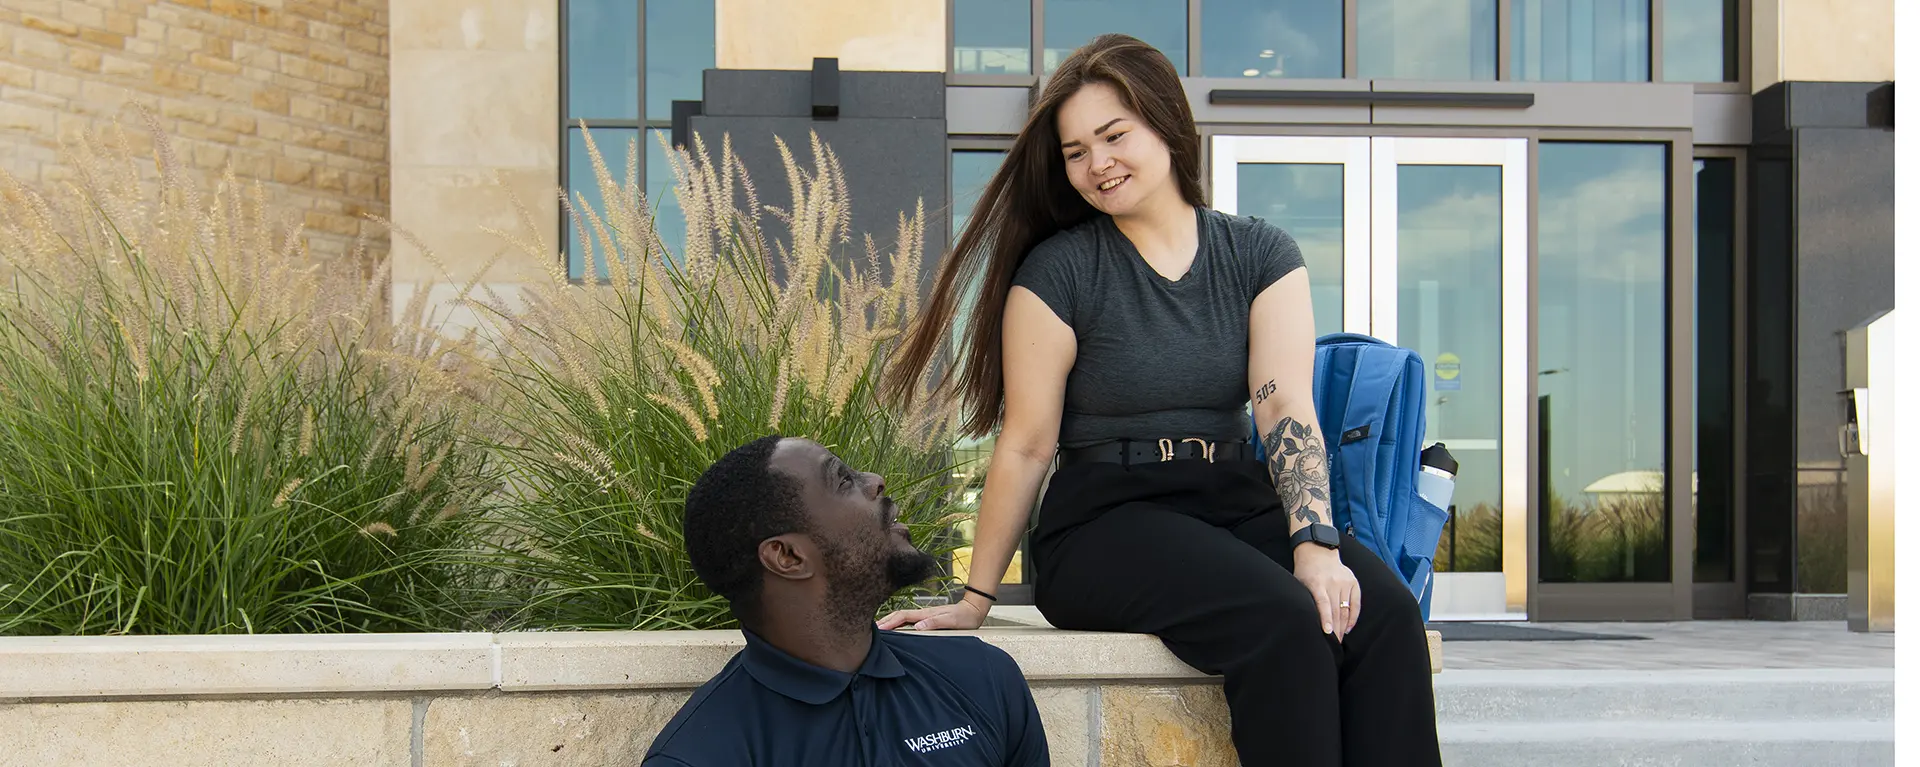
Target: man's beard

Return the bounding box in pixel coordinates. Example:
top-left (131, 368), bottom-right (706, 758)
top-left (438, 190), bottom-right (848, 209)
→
top-left (817, 537), bottom-right (941, 629)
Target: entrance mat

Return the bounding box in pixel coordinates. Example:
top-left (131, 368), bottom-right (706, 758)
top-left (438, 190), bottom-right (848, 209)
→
top-left (1426, 622), bottom-right (1649, 642)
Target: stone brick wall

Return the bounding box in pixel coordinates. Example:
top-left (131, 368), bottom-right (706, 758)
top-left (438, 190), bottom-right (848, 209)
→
top-left (0, 0), bottom-right (389, 262)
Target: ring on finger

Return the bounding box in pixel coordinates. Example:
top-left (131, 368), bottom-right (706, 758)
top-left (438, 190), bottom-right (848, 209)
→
top-left (1339, 600), bottom-right (1350, 609)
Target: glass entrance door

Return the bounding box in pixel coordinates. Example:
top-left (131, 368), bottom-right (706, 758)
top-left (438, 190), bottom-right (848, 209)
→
top-left (1213, 135), bottom-right (1529, 620)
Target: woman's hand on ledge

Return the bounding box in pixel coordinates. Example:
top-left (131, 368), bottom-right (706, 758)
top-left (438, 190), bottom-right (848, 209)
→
top-left (878, 595), bottom-right (989, 632)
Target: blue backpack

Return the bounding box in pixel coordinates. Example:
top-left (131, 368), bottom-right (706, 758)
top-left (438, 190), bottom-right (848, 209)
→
top-left (1250, 333), bottom-right (1450, 620)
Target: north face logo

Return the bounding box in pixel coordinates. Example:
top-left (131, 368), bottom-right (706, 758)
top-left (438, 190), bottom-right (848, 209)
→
top-left (903, 725), bottom-right (976, 754)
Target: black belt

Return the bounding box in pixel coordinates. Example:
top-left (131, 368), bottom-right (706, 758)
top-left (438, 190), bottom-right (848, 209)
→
top-left (1058, 438), bottom-right (1257, 467)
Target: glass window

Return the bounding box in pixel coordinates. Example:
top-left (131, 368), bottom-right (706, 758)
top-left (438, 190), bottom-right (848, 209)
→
top-left (1234, 163), bottom-right (1344, 337)
top-left (1046, 0), bottom-right (1187, 75)
top-left (646, 1), bottom-right (715, 121)
top-left (566, 127), bottom-right (640, 281)
top-left (1395, 165), bottom-right (1504, 573)
top-left (1359, 0), bottom-right (1497, 80)
top-left (1202, 0), bottom-right (1342, 79)
top-left (645, 128), bottom-right (688, 262)
top-left (947, 150), bottom-right (1024, 588)
top-left (1512, 0), bottom-right (1650, 82)
top-left (954, 0), bottom-right (1031, 75)
top-left (567, 0), bottom-right (639, 120)
top-left (1537, 142), bottom-right (1669, 583)
top-left (1693, 157), bottom-right (1735, 583)
top-left (1663, 0), bottom-right (1734, 82)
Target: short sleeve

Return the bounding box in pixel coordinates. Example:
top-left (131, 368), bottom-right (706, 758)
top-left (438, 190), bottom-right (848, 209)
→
top-left (1245, 216), bottom-right (1307, 298)
top-left (1009, 237), bottom-right (1079, 329)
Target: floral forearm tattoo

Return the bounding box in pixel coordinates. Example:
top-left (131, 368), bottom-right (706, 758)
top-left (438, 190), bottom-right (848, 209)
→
top-left (1263, 417), bottom-right (1330, 527)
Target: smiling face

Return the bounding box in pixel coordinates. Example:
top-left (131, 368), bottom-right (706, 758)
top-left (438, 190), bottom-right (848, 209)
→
top-left (1055, 81), bottom-right (1180, 219)
top-left (766, 438), bottom-right (938, 617)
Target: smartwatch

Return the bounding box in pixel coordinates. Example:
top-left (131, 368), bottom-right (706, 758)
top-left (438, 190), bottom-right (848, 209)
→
top-left (1289, 523), bottom-right (1341, 551)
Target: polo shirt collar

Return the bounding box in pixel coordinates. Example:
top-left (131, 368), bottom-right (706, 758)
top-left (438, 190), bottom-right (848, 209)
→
top-left (740, 627), bottom-right (906, 705)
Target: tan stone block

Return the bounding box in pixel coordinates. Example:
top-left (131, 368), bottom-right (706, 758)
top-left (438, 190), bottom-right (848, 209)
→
top-left (134, 16), bottom-right (163, 39)
top-left (167, 25), bottom-right (206, 51)
top-left (56, 112), bottom-right (95, 142)
top-left (390, 0), bottom-right (556, 53)
top-left (100, 53), bottom-right (151, 79)
top-left (23, 13), bottom-right (78, 36)
top-left (78, 28), bottom-right (123, 48)
top-left (391, 50), bottom-right (556, 169)
top-left (345, 27), bottom-right (379, 54)
top-left (125, 38), bottom-right (157, 56)
top-left (390, 166), bottom-right (558, 284)
top-left (306, 19), bottom-right (342, 44)
top-left (0, 102), bottom-right (57, 135)
top-left (289, 94), bottom-right (326, 122)
top-left (190, 51), bottom-right (241, 75)
top-left (159, 99), bottom-right (216, 126)
top-left (78, 79), bottom-right (129, 107)
top-left (304, 210), bottom-right (359, 235)
top-left (313, 165), bottom-right (344, 192)
top-left (281, 54), bottom-right (327, 83)
top-left (324, 65), bottom-right (363, 89)
top-left (217, 111), bottom-right (256, 134)
top-left (209, 0), bottom-right (253, 21)
top-left (233, 41), bottom-right (278, 68)
top-left (232, 150), bottom-right (272, 179)
top-left (193, 142), bottom-right (231, 170)
top-left (345, 170), bottom-right (374, 198)
top-left (15, 31), bottom-right (68, 63)
top-left (252, 87), bottom-right (290, 114)
top-left (4, 85), bottom-right (66, 112)
top-left (175, 120), bottom-right (238, 145)
top-left (256, 116), bottom-right (292, 141)
top-left (348, 137), bottom-right (383, 161)
top-left (103, 9), bottom-right (134, 35)
top-left (267, 31), bottom-right (307, 56)
top-left (0, 698), bottom-right (411, 766)
top-left (274, 157), bottom-right (312, 185)
top-left (33, 69), bottom-right (80, 98)
top-left (6, 0), bottom-right (59, 16)
top-left (59, 1), bottom-right (106, 29)
top-left (422, 692), bottom-right (687, 766)
top-left (1032, 686), bottom-right (1092, 767)
top-left (1099, 685), bottom-right (1235, 767)
top-left (0, 62), bottom-right (31, 88)
top-left (152, 65), bottom-right (202, 92)
top-left (350, 107), bottom-right (380, 134)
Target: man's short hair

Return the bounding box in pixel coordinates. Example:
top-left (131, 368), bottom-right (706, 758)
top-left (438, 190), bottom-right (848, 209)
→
top-left (683, 435), bottom-right (810, 621)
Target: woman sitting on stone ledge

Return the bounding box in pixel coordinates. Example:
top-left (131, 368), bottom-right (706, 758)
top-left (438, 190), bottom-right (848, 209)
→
top-left (879, 33), bottom-right (1443, 767)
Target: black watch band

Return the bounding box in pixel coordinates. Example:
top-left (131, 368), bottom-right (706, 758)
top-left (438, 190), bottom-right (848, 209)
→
top-left (1290, 523), bottom-right (1341, 551)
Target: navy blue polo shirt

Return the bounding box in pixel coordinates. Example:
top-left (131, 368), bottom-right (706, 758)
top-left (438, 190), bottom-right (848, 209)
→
top-left (642, 627), bottom-right (1048, 766)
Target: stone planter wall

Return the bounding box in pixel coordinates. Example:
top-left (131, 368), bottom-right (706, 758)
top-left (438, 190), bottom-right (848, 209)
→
top-left (0, 616), bottom-right (1440, 766)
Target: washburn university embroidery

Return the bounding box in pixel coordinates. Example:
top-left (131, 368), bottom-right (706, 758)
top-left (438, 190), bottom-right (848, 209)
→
top-left (903, 725), bottom-right (976, 754)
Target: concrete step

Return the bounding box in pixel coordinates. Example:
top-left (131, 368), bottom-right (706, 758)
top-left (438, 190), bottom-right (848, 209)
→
top-left (1433, 669), bottom-right (1893, 767)
top-left (1438, 721), bottom-right (1893, 767)
top-left (1434, 669), bottom-right (1894, 723)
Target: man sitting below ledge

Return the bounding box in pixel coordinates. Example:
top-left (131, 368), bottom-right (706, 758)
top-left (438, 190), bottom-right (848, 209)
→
top-left (643, 435), bottom-right (1050, 766)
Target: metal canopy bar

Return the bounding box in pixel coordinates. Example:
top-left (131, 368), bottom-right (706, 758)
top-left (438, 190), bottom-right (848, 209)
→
top-left (1209, 90), bottom-right (1537, 108)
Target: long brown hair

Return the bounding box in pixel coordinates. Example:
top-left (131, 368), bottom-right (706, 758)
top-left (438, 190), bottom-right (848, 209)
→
top-left (883, 33), bottom-right (1207, 438)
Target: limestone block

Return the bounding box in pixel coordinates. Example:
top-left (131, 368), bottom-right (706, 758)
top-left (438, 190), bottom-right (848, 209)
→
top-left (389, 165), bottom-right (558, 285)
top-left (1099, 685), bottom-right (1236, 767)
top-left (1030, 686), bottom-right (1092, 767)
top-left (0, 698), bottom-right (411, 767)
top-left (390, 49), bottom-right (556, 170)
top-left (391, 0), bottom-right (557, 53)
top-left (423, 691), bottom-right (691, 766)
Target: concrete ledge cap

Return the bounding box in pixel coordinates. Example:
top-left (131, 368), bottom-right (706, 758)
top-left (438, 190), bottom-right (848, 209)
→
top-left (0, 632), bottom-right (497, 700)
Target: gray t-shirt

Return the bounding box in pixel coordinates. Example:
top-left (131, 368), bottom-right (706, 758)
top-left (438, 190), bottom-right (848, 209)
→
top-left (1010, 206), bottom-right (1306, 448)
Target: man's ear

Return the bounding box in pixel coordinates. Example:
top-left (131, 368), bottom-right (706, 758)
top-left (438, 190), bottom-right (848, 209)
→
top-left (758, 534), bottom-right (815, 581)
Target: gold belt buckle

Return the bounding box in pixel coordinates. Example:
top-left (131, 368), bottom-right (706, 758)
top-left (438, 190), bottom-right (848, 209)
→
top-left (1160, 438), bottom-right (1215, 463)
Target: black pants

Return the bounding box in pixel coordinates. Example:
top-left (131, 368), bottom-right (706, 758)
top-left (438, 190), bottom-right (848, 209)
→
top-left (1031, 457), bottom-right (1443, 767)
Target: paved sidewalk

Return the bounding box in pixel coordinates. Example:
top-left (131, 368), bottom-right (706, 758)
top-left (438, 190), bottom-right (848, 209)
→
top-left (1439, 620), bottom-right (1894, 670)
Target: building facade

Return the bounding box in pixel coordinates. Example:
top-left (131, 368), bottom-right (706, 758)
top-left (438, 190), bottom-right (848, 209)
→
top-left (0, 0), bottom-right (1896, 622)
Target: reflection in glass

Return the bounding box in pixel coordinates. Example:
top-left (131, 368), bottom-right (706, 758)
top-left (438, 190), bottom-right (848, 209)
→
top-left (1694, 158), bottom-right (1735, 582)
top-left (1663, 0), bottom-right (1733, 82)
top-left (947, 150), bottom-right (1023, 586)
top-left (950, 151), bottom-right (1005, 355)
top-left (1202, 0), bottom-right (1342, 79)
top-left (645, 129), bottom-right (688, 262)
top-left (1359, 0), bottom-right (1496, 81)
top-left (1537, 142), bottom-right (1669, 583)
top-left (1395, 165), bottom-right (1503, 573)
top-left (646, 0), bottom-right (715, 120)
top-left (566, 127), bottom-right (639, 280)
top-left (566, 0), bottom-right (638, 120)
top-left (955, 0), bottom-right (1031, 75)
top-left (1235, 163), bottom-right (1344, 337)
top-left (1046, 0), bottom-right (1186, 74)
top-left (1512, 0), bottom-right (1650, 82)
